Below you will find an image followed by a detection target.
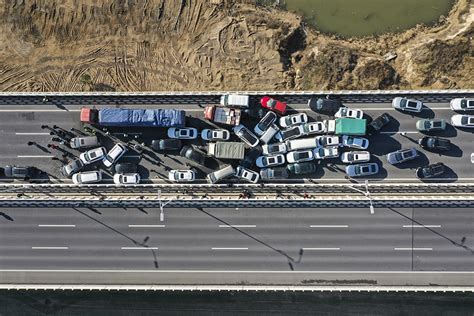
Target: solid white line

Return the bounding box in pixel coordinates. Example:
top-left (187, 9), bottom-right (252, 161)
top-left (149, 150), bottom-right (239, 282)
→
top-left (121, 247), bottom-right (159, 250)
top-left (15, 132), bottom-right (51, 135)
top-left (0, 269), bottom-right (470, 273)
top-left (128, 225), bottom-right (166, 228)
top-left (380, 131), bottom-right (418, 134)
top-left (31, 247), bottom-right (69, 250)
top-left (218, 225), bottom-right (256, 228)
top-left (17, 155), bottom-right (54, 158)
top-left (0, 109), bottom-right (81, 112)
top-left (38, 225), bottom-right (76, 228)
top-left (211, 248), bottom-right (248, 250)
top-left (302, 248), bottom-right (341, 251)
top-left (112, 133), bottom-right (142, 135)
top-left (402, 225), bottom-right (441, 228)
top-left (310, 225), bottom-right (348, 228)
top-left (394, 248), bottom-right (433, 251)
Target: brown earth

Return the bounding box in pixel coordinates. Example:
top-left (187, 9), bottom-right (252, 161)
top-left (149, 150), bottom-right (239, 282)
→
top-left (0, 0), bottom-right (472, 92)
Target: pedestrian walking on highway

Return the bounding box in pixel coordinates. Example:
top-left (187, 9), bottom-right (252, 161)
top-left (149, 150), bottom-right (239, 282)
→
top-left (51, 137), bottom-right (61, 142)
top-left (27, 141), bottom-right (35, 146)
top-left (53, 125), bottom-right (59, 129)
top-left (41, 125), bottom-right (48, 129)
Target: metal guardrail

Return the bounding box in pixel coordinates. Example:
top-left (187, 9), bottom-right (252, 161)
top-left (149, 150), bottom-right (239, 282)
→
top-left (0, 90), bottom-right (473, 105)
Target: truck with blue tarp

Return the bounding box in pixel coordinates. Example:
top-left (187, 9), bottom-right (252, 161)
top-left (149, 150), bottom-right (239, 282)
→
top-left (80, 107), bottom-right (186, 127)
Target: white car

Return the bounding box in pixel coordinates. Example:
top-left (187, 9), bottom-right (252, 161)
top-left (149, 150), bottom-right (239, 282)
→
top-left (103, 143), bottom-right (128, 168)
top-left (201, 129), bottom-right (230, 141)
top-left (450, 98), bottom-right (474, 111)
top-left (335, 107), bottom-right (363, 119)
top-left (113, 173), bottom-right (141, 185)
top-left (256, 154), bottom-right (285, 168)
top-left (168, 170), bottom-right (196, 182)
top-left (341, 151), bottom-right (371, 164)
top-left (286, 149), bottom-right (314, 163)
top-left (451, 114), bottom-right (474, 128)
top-left (345, 163), bottom-right (379, 177)
top-left (313, 146), bottom-right (339, 159)
top-left (342, 135), bottom-right (369, 149)
top-left (279, 113), bottom-right (308, 128)
top-left (72, 171), bottom-right (102, 184)
top-left (79, 147), bottom-right (107, 165)
top-left (167, 127), bottom-right (198, 139)
top-left (236, 166), bottom-right (260, 183)
top-left (302, 122), bottom-right (326, 135)
top-left (262, 143), bottom-right (287, 155)
top-left (316, 135), bottom-right (340, 147)
top-left (392, 97), bottom-right (423, 113)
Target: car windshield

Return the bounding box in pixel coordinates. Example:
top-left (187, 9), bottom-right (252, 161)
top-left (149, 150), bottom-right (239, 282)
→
top-left (317, 148), bottom-right (324, 156)
top-left (424, 121), bottom-right (431, 129)
top-left (347, 153), bottom-right (354, 161)
top-left (400, 99), bottom-right (407, 107)
top-left (267, 99), bottom-right (276, 108)
top-left (346, 137), bottom-right (354, 145)
top-left (395, 153), bottom-right (403, 161)
top-left (461, 116), bottom-right (468, 124)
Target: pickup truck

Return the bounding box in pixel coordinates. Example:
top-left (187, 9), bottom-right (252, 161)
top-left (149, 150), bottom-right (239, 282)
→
top-left (204, 105), bottom-right (241, 126)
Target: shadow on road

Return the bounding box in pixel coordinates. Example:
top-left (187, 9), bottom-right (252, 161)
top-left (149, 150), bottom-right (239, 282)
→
top-left (0, 211), bottom-right (14, 221)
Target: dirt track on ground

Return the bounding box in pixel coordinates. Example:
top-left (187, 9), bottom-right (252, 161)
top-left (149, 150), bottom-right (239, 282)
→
top-left (0, 0), bottom-right (472, 92)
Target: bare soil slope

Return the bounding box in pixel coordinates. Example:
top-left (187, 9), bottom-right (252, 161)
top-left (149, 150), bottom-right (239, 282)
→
top-left (0, 0), bottom-right (472, 92)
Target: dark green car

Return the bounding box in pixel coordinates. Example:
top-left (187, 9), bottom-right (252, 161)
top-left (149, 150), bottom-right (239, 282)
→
top-left (415, 119), bottom-right (446, 132)
top-left (287, 162), bottom-right (317, 175)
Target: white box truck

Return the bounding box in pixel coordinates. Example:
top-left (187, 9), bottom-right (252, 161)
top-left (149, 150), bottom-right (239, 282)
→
top-left (220, 94), bottom-right (250, 108)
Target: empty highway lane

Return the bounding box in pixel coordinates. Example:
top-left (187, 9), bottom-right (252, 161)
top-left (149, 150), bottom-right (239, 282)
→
top-left (0, 206), bottom-right (472, 272)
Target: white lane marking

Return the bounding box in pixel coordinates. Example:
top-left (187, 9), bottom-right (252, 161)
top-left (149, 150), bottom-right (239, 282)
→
top-left (211, 248), bottom-right (249, 250)
top-left (302, 248), bottom-right (341, 251)
top-left (218, 225), bottom-right (256, 228)
top-left (394, 248), bottom-right (433, 251)
top-left (38, 225), bottom-right (76, 227)
top-left (0, 269), bottom-right (470, 273)
top-left (292, 107), bottom-right (452, 111)
top-left (402, 225), bottom-right (441, 228)
top-left (128, 225), bottom-right (166, 228)
top-left (380, 131), bottom-right (418, 134)
top-left (112, 133), bottom-right (142, 135)
top-left (31, 247), bottom-right (69, 250)
top-left (15, 132), bottom-right (51, 135)
top-left (121, 247), bottom-right (159, 250)
top-left (310, 225), bottom-right (348, 228)
top-left (17, 155), bottom-right (54, 158)
top-left (0, 109), bottom-right (81, 112)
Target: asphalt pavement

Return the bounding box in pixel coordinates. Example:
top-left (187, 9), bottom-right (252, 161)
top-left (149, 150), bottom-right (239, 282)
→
top-left (0, 100), bottom-right (473, 184)
top-left (0, 206), bottom-right (472, 272)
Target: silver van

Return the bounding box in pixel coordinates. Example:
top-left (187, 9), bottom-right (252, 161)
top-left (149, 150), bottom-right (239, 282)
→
top-left (220, 94), bottom-right (250, 108)
top-left (206, 165), bottom-right (235, 184)
top-left (70, 136), bottom-right (99, 149)
top-left (286, 137), bottom-right (318, 151)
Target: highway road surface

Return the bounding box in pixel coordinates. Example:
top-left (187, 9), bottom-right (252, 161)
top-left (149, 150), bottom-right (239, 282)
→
top-left (0, 206), bottom-right (472, 272)
top-left (0, 98), bottom-right (473, 184)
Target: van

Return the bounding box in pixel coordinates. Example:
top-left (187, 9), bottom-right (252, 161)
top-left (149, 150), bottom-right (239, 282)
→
top-left (259, 124), bottom-right (279, 144)
top-left (286, 137), bottom-right (318, 151)
top-left (220, 94), bottom-right (250, 108)
top-left (206, 165), bottom-right (235, 184)
top-left (72, 171), bottom-right (102, 184)
top-left (70, 136), bottom-right (99, 149)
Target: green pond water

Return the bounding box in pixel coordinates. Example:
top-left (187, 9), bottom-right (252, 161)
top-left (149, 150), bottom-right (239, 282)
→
top-left (283, 0), bottom-right (455, 38)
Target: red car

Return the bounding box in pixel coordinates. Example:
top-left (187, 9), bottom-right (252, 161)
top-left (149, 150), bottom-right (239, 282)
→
top-left (260, 96), bottom-right (287, 115)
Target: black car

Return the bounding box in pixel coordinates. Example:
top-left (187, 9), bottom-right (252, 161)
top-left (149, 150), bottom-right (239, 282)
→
top-left (287, 162), bottom-right (317, 175)
top-left (416, 163), bottom-right (446, 179)
top-left (260, 167), bottom-right (289, 180)
top-left (368, 113), bottom-right (392, 134)
top-left (418, 136), bottom-right (451, 151)
top-left (115, 163), bottom-right (138, 174)
top-left (180, 145), bottom-right (207, 166)
top-left (4, 165), bottom-right (36, 179)
top-left (308, 98), bottom-right (342, 115)
top-left (241, 147), bottom-right (262, 169)
top-left (151, 139), bottom-right (183, 151)
top-left (277, 125), bottom-right (304, 142)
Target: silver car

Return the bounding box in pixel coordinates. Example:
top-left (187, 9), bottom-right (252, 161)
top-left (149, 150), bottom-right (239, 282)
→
top-left (79, 147), bottom-right (107, 165)
top-left (392, 97), bottom-right (423, 113)
top-left (386, 148), bottom-right (419, 165)
top-left (236, 166), bottom-right (260, 183)
top-left (345, 163), bottom-right (379, 177)
top-left (256, 154), bottom-right (285, 168)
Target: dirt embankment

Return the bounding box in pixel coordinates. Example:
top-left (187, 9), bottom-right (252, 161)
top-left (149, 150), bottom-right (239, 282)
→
top-left (0, 0), bottom-right (472, 92)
